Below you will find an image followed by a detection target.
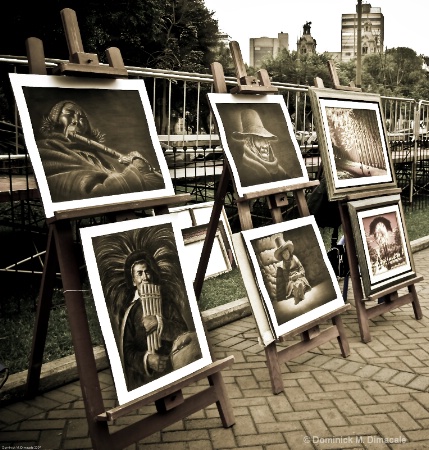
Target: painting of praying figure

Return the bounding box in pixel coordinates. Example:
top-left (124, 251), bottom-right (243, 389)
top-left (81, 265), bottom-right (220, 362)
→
top-left (309, 87), bottom-right (397, 200)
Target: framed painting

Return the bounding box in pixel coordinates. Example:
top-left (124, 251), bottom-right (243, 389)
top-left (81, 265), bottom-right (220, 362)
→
top-left (308, 87), bottom-right (396, 201)
top-left (241, 215), bottom-right (344, 338)
top-left (169, 202), bottom-right (237, 281)
top-left (347, 194), bottom-right (416, 297)
top-left (207, 93), bottom-right (309, 197)
top-left (182, 222), bottom-right (234, 280)
top-left (80, 214), bottom-right (212, 405)
top-left (9, 73), bottom-right (174, 218)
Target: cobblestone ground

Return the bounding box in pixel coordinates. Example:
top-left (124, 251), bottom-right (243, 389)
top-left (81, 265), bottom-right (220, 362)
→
top-left (0, 249), bottom-right (428, 449)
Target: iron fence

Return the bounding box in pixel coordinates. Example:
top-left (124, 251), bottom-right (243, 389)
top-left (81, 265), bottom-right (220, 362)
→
top-left (1, 55), bottom-right (428, 242)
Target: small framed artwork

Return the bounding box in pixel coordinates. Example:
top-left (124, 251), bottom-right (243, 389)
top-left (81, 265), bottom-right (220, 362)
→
top-left (80, 214), bottom-right (212, 405)
top-left (9, 73), bottom-right (174, 218)
top-left (347, 194), bottom-right (416, 297)
top-left (207, 93), bottom-right (309, 197)
top-left (169, 202), bottom-right (237, 281)
top-left (308, 87), bottom-right (396, 201)
top-left (241, 215), bottom-right (344, 338)
top-left (182, 223), bottom-right (233, 280)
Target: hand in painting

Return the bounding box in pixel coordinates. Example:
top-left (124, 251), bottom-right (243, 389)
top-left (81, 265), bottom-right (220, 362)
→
top-left (147, 353), bottom-right (169, 373)
top-left (142, 315), bottom-right (158, 334)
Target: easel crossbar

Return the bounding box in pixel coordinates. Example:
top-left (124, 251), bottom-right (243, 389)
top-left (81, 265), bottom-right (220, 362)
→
top-left (277, 304), bottom-right (351, 342)
top-left (97, 355), bottom-right (235, 422)
top-left (97, 387), bottom-right (223, 450)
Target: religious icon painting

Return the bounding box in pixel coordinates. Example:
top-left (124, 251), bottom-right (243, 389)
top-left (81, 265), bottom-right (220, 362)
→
top-left (207, 93), bottom-right (309, 197)
top-left (240, 215), bottom-right (344, 340)
top-left (80, 214), bottom-right (212, 405)
top-left (9, 74), bottom-right (174, 218)
top-left (308, 87), bottom-right (397, 201)
top-left (347, 194), bottom-right (416, 297)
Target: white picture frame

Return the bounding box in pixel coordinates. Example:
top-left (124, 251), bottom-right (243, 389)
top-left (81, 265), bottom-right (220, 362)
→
top-left (80, 214), bottom-right (211, 405)
top-left (241, 216), bottom-right (344, 338)
top-left (308, 87), bottom-right (396, 201)
top-left (9, 74), bottom-right (174, 218)
top-left (348, 194), bottom-right (416, 296)
top-left (207, 93), bottom-right (309, 197)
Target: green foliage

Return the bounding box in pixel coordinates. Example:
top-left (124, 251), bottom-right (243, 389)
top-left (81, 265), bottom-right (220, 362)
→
top-left (199, 267), bottom-right (247, 311)
top-left (0, 0), bottom-right (221, 72)
top-left (259, 44), bottom-right (429, 101)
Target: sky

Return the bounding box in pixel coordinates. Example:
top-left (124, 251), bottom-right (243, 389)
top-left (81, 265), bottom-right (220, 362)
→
top-left (203, 0), bottom-right (428, 64)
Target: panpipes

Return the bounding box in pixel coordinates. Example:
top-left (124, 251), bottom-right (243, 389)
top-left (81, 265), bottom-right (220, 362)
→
top-left (139, 283), bottom-right (162, 353)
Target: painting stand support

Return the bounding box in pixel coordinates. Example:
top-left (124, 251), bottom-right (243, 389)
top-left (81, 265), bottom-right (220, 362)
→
top-left (24, 9), bottom-right (234, 450)
top-left (194, 42), bottom-right (350, 395)
top-left (339, 200), bottom-right (423, 343)
top-left (317, 65), bottom-right (423, 343)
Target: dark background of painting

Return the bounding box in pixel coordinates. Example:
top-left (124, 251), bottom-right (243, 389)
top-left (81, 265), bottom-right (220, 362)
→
top-left (22, 85), bottom-right (162, 170)
top-left (215, 102), bottom-right (304, 187)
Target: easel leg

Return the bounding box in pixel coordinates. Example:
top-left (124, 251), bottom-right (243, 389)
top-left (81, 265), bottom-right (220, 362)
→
top-left (332, 315), bottom-right (350, 357)
top-left (26, 225), bottom-right (57, 397)
top-left (409, 283), bottom-right (423, 320)
top-left (264, 342), bottom-right (284, 394)
top-left (53, 221), bottom-right (109, 448)
top-left (208, 371), bottom-right (235, 428)
top-left (338, 201), bottom-right (372, 343)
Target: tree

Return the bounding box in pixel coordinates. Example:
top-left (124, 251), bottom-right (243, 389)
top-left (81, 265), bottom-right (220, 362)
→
top-left (0, 0), bottom-right (224, 123)
top-left (0, 0), bottom-right (221, 72)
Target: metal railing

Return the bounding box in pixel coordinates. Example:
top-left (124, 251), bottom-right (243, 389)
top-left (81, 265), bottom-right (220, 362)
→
top-left (1, 55), bottom-right (429, 219)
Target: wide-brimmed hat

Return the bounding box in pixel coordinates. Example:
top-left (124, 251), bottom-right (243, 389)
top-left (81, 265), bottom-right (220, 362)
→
top-left (274, 236), bottom-right (294, 261)
top-left (232, 109), bottom-right (277, 140)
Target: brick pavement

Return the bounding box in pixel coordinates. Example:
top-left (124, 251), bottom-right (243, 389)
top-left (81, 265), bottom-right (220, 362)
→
top-left (1, 247), bottom-right (429, 449)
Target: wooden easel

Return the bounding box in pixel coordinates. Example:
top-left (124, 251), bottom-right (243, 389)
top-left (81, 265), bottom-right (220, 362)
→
top-left (315, 65), bottom-right (423, 343)
top-left (24, 9), bottom-right (234, 450)
top-left (194, 42), bottom-right (350, 395)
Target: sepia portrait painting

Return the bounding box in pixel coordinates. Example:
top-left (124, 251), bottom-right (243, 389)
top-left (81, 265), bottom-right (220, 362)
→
top-left (208, 93), bottom-right (309, 197)
top-left (80, 214), bottom-right (211, 405)
top-left (9, 74), bottom-right (173, 217)
top-left (309, 87), bottom-right (396, 200)
top-left (348, 195), bottom-right (416, 296)
top-left (241, 216), bottom-right (344, 338)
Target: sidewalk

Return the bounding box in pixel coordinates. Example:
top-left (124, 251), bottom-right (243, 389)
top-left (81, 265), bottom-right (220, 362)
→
top-left (1, 244), bottom-right (429, 449)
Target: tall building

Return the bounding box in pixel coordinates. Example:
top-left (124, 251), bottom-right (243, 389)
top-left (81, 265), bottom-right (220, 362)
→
top-left (249, 33), bottom-right (289, 68)
top-left (341, 2), bottom-right (384, 62)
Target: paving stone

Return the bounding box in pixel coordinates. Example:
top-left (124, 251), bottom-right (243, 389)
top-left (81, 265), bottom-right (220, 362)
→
top-left (388, 411), bottom-right (421, 431)
top-left (2, 245), bottom-right (429, 449)
top-left (318, 407), bottom-right (348, 427)
top-left (400, 400), bottom-right (429, 419)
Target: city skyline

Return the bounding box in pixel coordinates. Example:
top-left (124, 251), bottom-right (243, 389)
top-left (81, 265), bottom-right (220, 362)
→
top-left (204, 0), bottom-right (428, 64)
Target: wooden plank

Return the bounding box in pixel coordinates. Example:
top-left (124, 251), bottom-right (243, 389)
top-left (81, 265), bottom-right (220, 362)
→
top-left (106, 47), bottom-right (126, 70)
top-left (25, 38), bottom-right (47, 76)
top-left (229, 41), bottom-right (247, 81)
top-left (365, 275), bottom-right (423, 301)
top-left (51, 194), bottom-right (191, 221)
top-left (238, 180), bottom-right (319, 201)
top-left (61, 8), bottom-right (85, 56)
top-left (53, 63), bottom-right (128, 78)
top-left (277, 325), bottom-right (340, 363)
top-left (0, 175), bottom-right (39, 202)
top-left (211, 62), bottom-right (228, 94)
